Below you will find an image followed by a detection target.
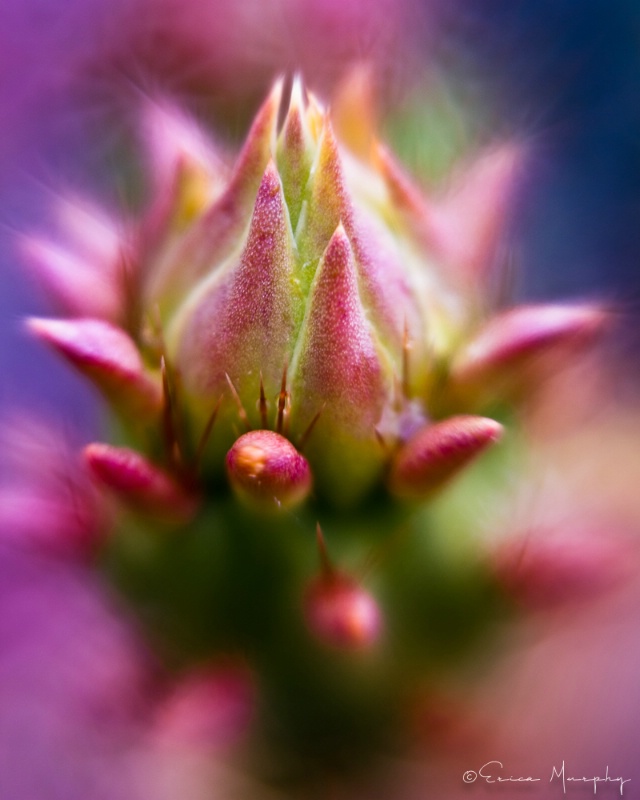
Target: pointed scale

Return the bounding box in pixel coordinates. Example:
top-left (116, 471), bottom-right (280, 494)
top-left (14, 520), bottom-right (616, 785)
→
top-left (332, 63), bottom-right (377, 161)
top-left (84, 443), bottom-right (196, 521)
top-left (143, 99), bottom-right (228, 213)
top-left (428, 144), bottom-right (525, 286)
top-left (21, 198), bottom-right (127, 321)
top-left (374, 142), bottom-right (436, 251)
top-left (276, 77), bottom-right (316, 233)
top-left (291, 224), bottom-right (389, 503)
top-left (145, 80), bottom-right (283, 307)
top-left (297, 117), bottom-right (353, 279)
top-left (449, 303), bottom-right (607, 403)
top-left (27, 318), bottom-right (162, 417)
top-left (376, 142), bottom-right (524, 289)
top-left (304, 120), bottom-right (425, 384)
top-left (174, 160), bottom-right (299, 414)
top-left (138, 101), bottom-right (230, 274)
top-left (20, 237), bottom-right (123, 322)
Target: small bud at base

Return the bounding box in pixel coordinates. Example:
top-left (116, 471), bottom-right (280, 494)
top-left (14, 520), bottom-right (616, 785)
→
top-left (226, 430), bottom-right (311, 510)
top-left (304, 576), bottom-right (382, 649)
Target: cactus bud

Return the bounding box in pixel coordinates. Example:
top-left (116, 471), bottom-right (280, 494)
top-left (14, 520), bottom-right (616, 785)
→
top-left (226, 430), bottom-right (311, 510)
top-left (303, 524), bottom-right (382, 649)
top-left (18, 75), bottom-right (615, 783)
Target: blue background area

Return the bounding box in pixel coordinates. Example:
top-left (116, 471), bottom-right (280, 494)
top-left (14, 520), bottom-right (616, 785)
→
top-left (448, 0), bottom-right (640, 302)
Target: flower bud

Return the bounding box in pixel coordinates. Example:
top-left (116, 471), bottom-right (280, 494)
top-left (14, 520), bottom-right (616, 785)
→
top-left (388, 415), bottom-right (503, 499)
top-left (226, 430), bottom-right (311, 510)
top-left (304, 574), bottom-right (382, 649)
top-left (15, 73), bottom-right (619, 779)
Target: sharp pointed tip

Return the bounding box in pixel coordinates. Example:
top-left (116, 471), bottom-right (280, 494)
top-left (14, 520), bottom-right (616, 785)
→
top-left (261, 157), bottom-right (281, 189)
top-left (320, 223), bottom-right (354, 272)
top-left (315, 520), bottom-right (326, 550)
top-left (271, 74), bottom-right (285, 97)
top-left (289, 74), bottom-right (306, 111)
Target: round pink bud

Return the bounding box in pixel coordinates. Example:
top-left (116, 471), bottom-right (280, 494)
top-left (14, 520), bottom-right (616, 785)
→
top-left (225, 430), bottom-right (312, 509)
top-left (304, 576), bottom-right (382, 649)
